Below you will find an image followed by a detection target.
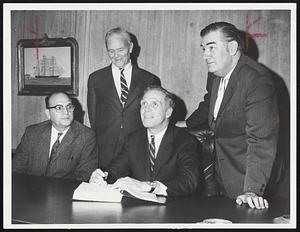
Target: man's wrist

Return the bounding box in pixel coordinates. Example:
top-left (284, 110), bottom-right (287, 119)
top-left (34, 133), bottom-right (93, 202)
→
top-left (148, 182), bottom-right (157, 193)
top-left (244, 191), bottom-right (259, 197)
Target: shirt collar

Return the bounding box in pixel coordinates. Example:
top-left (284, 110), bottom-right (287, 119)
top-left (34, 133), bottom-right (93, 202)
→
top-left (223, 64), bottom-right (237, 81)
top-left (51, 125), bottom-right (69, 141)
top-left (111, 60), bottom-right (132, 72)
top-left (147, 126), bottom-right (168, 144)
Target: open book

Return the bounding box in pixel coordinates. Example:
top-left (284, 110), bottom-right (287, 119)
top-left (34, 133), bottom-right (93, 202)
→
top-left (72, 182), bottom-right (166, 204)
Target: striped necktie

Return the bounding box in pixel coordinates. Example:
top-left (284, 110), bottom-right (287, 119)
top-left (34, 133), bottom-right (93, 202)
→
top-left (45, 132), bottom-right (63, 175)
top-left (120, 68), bottom-right (129, 105)
top-left (149, 135), bottom-right (156, 176)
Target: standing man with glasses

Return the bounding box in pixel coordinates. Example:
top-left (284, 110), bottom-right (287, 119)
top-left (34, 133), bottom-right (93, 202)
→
top-left (13, 92), bottom-right (98, 181)
top-left (176, 22), bottom-right (279, 209)
top-left (87, 27), bottom-right (160, 170)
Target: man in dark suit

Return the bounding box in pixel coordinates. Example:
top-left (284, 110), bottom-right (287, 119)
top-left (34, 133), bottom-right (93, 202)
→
top-left (89, 86), bottom-right (201, 196)
top-left (176, 22), bottom-right (279, 209)
top-left (13, 92), bottom-right (98, 182)
top-left (87, 27), bottom-right (160, 169)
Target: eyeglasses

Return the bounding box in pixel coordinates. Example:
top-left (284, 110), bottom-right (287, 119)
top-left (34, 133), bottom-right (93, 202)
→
top-left (47, 104), bottom-right (75, 113)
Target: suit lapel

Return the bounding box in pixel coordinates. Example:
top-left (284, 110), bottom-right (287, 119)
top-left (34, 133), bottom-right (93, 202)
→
top-left (217, 55), bottom-right (246, 116)
top-left (152, 126), bottom-right (174, 179)
top-left (106, 65), bottom-right (123, 110)
top-left (40, 122), bottom-right (52, 169)
top-left (215, 55), bottom-right (246, 130)
top-left (137, 130), bottom-right (151, 180)
top-left (123, 65), bottom-right (141, 109)
top-left (217, 77), bottom-right (235, 118)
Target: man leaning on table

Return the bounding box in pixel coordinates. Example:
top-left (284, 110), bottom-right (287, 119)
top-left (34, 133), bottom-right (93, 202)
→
top-left (13, 92), bottom-right (98, 182)
top-left (176, 22), bottom-right (279, 209)
top-left (89, 86), bottom-right (201, 196)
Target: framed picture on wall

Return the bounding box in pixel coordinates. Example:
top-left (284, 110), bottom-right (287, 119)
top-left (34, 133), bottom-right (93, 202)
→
top-left (17, 34), bottom-right (79, 96)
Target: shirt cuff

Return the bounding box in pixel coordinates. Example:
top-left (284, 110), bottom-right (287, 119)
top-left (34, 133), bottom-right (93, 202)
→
top-left (153, 181), bottom-right (168, 196)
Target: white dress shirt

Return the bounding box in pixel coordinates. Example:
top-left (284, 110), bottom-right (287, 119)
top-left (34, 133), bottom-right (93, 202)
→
top-left (213, 65), bottom-right (236, 119)
top-left (111, 62), bottom-right (133, 100)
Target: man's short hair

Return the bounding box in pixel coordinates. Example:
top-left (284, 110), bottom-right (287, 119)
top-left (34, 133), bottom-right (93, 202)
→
top-left (144, 85), bottom-right (175, 110)
top-left (45, 92), bottom-right (71, 108)
top-left (200, 22), bottom-right (244, 51)
top-left (105, 27), bottom-right (132, 49)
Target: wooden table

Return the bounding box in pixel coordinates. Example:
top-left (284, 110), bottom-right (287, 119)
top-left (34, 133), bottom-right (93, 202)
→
top-left (12, 173), bottom-right (289, 225)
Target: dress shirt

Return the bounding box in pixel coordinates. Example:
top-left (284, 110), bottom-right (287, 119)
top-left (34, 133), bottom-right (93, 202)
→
top-left (49, 126), bottom-right (69, 157)
top-left (213, 65), bottom-right (236, 119)
top-left (111, 61), bottom-right (133, 99)
top-left (147, 126), bottom-right (168, 196)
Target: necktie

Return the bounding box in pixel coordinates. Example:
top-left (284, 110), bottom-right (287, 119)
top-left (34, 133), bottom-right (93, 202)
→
top-left (120, 68), bottom-right (129, 105)
top-left (149, 135), bottom-right (156, 176)
top-left (45, 132), bottom-right (63, 175)
top-left (213, 77), bottom-right (228, 119)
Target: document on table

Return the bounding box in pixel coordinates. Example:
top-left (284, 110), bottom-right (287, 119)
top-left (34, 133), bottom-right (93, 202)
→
top-left (120, 186), bottom-right (166, 204)
top-left (72, 182), bottom-right (123, 202)
top-left (72, 182), bottom-right (166, 204)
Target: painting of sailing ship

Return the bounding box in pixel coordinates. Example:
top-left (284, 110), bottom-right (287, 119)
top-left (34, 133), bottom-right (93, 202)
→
top-left (18, 36), bottom-right (78, 95)
top-left (24, 47), bottom-right (71, 86)
top-left (34, 55), bottom-right (64, 78)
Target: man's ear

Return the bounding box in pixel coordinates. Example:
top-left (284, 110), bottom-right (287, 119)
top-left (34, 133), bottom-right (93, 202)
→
top-left (129, 42), bottom-right (133, 53)
top-left (228, 40), bottom-right (239, 56)
top-left (166, 107), bottom-right (173, 119)
top-left (45, 109), bottom-right (50, 119)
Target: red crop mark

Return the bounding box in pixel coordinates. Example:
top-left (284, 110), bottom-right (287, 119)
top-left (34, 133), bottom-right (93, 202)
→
top-left (27, 16), bottom-right (40, 62)
top-left (245, 14), bottom-right (267, 51)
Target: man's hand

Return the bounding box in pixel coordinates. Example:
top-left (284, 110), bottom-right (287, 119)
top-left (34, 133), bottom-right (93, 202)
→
top-left (89, 168), bottom-right (108, 185)
top-left (175, 121), bottom-right (187, 128)
top-left (236, 192), bottom-right (269, 209)
top-left (112, 176), bottom-right (151, 192)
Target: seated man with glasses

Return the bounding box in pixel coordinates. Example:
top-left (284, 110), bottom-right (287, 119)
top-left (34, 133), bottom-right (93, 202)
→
top-left (13, 92), bottom-right (98, 182)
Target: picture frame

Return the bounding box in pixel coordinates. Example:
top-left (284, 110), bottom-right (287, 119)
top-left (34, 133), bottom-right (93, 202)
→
top-left (17, 34), bottom-right (79, 96)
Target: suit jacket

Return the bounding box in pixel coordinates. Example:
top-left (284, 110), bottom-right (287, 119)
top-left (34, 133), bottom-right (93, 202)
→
top-left (13, 120), bottom-right (98, 182)
top-left (186, 54), bottom-right (279, 198)
top-left (87, 64), bottom-right (160, 169)
top-left (106, 125), bottom-right (201, 196)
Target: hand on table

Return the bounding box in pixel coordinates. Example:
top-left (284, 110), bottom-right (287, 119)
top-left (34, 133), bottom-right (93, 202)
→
top-left (112, 176), bottom-right (151, 192)
top-left (236, 192), bottom-right (269, 209)
top-left (89, 168), bottom-right (108, 186)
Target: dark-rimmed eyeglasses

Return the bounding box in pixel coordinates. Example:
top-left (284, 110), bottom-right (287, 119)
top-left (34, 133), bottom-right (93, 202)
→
top-left (46, 104), bottom-right (75, 113)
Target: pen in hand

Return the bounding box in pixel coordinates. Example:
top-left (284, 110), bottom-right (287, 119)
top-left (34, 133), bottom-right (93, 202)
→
top-left (103, 171), bottom-right (108, 181)
top-left (95, 169), bottom-right (108, 181)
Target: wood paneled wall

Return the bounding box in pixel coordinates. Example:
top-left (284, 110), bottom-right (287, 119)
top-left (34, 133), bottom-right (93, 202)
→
top-left (11, 10), bottom-right (291, 148)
